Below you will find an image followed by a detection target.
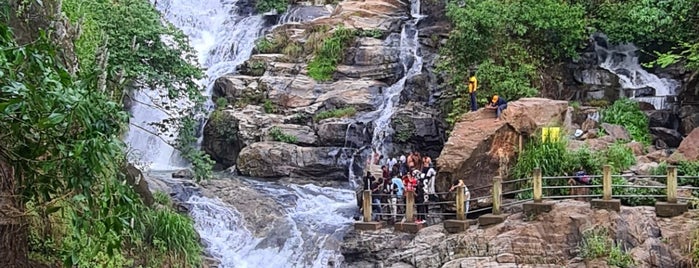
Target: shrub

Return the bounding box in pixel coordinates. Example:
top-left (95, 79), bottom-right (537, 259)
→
top-left (256, 0), bottom-right (288, 13)
top-left (314, 107), bottom-right (357, 121)
top-left (269, 127), bottom-right (298, 143)
top-left (603, 142), bottom-right (636, 173)
top-left (263, 99), bottom-right (276, 113)
top-left (282, 42), bottom-right (304, 59)
top-left (601, 99), bottom-right (651, 145)
top-left (215, 97), bottom-right (228, 109)
top-left (578, 227), bottom-right (635, 267)
top-left (307, 26), bottom-right (357, 81)
top-left (392, 118), bottom-right (415, 143)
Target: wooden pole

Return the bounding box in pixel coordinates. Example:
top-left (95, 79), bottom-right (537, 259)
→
top-left (405, 190), bottom-right (415, 222)
top-left (362, 190), bottom-right (372, 222)
top-left (456, 185), bottom-right (465, 220)
top-left (667, 166), bottom-right (678, 203)
top-left (493, 176), bottom-right (502, 215)
top-left (602, 165), bottom-right (612, 200)
top-left (533, 168), bottom-right (542, 203)
top-left (518, 133), bottom-right (523, 152)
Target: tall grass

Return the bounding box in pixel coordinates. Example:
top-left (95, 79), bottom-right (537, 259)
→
top-left (601, 99), bottom-right (651, 145)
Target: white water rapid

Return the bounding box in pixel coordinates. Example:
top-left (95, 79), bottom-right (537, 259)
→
top-left (593, 33), bottom-right (679, 110)
top-left (188, 182), bottom-right (355, 268)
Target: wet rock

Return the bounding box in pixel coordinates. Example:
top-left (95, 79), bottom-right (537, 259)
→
top-left (650, 127), bottom-right (683, 148)
top-left (202, 110), bottom-right (245, 170)
top-left (390, 103), bottom-right (447, 158)
top-left (212, 75), bottom-right (265, 105)
top-left (316, 119), bottom-right (371, 148)
top-left (236, 141), bottom-right (354, 181)
top-left (600, 123), bottom-right (631, 141)
top-left (679, 105), bottom-right (699, 136)
top-left (172, 169), bottom-right (194, 179)
top-left (672, 127), bottom-right (699, 161)
top-left (627, 141), bottom-right (645, 156)
top-left (646, 110), bottom-right (678, 129)
top-left (122, 163), bottom-right (154, 206)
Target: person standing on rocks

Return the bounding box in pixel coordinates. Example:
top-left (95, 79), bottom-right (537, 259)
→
top-left (468, 76), bottom-right (478, 112)
top-left (486, 94), bottom-right (508, 122)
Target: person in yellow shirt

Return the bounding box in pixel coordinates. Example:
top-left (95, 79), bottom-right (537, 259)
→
top-left (467, 76), bottom-right (478, 111)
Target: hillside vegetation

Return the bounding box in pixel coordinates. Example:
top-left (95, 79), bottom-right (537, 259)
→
top-left (441, 0), bottom-right (699, 125)
top-left (1, 1), bottom-right (205, 267)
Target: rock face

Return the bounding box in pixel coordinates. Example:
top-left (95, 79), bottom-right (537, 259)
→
top-left (236, 142), bottom-right (354, 181)
top-left (201, 0), bottom-right (452, 180)
top-left (673, 127), bottom-right (699, 161)
top-left (342, 200), bottom-right (698, 268)
top-left (649, 127), bottom-right (683, 148)
top-left (202, 110), bottom-right (245, 170)
top-left (437, 98), bottom-right (569, 195)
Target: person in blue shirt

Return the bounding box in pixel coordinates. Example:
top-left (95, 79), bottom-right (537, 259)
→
top-left (388, 176), bottom-right (405, 222)
top-left (486, 95), bottom-right (508, 121)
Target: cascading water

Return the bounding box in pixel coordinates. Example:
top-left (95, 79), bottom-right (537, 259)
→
top-left (125, 1), bottom-right (359, 267)
top-left (124, 0), bottom-right (267, 170)
top-left (593, 33), bottom-right (679, 110)
top-left (188, 181), bottom-right (355, 267)
top-left (350, 0), bottom-right (425, 185)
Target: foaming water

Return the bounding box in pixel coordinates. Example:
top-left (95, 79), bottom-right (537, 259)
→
top-left (593, 33), bottom-right (679, 109)
top-left (187, 181), bottom-right (355, 268)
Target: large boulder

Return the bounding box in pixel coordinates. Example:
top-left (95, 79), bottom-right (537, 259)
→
top-left (202, 110), bottom-right (245, 170)
top-left (646, 110), bottom-right (678, 129)
top-left (679, 105), bottom-right (699, 135)
top-left (121, 163), bottom-right (154, 206)
top-left (212, 75), bottom-right (265, 105)
top-left (650, 127), bottom-right (683, 148)
top-left (236, 141), bottom-right (354, 181)
top-left (390, 104), bottom-right (447, 158)
top-left (673, 127), bottom-right (699, 161)
top-left (600, 123), bottom-right (631, 142)
top-left (228, 106), bottom-right (285, 145)
top-left (437, 98), bottom-right (569, 195)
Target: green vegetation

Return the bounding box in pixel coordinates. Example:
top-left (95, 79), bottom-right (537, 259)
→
top-left (393, 118), bottom-right (415, 143)
top-left (215, 97), bottom-right (229, 109)
top-left (209, 110), bottom-right (240, 144)
top-left (0, 4), bottom-right (202, 266)
top-left (62, 0), bottom-right (214, 180)
top-left (441, 0), bottom-right (699, 126)
top-left (269, 127), bottom-right (298, 143)
top-left (601, 99), bottom-right (651, 145)
top-left (578, 227), bottom-right (635, 268)
top-left (256, 0), bottom-right (288, 14)
top-left (314, 107), bottom-right (357, 121)
top-left (263, 99), bottom-right (277, 113)
top-left (308, 26), bottom-right (357, 81)
top-left (441, 0), bottom-right (587, 125)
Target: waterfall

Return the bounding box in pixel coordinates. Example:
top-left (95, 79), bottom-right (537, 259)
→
top-left (351, 0), bottom-right (424, 182)
top-left (593, 33), bottom-right (679, 109)
top-left (124, 0), bottom-right (268, 170)
top-left (186, 182), bottom-right (355, 267)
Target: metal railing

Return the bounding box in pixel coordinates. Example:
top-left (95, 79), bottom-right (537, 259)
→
top-left (357, 165), bottom-right (699, 228)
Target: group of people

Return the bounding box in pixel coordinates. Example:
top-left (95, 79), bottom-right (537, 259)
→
top-left (467, 75), bottom-right (509, 121)
top-left (362, 151), bottom-right (438, 224)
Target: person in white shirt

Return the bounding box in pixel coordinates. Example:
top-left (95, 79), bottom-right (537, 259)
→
top-left (449, 179), bottom-right (470, 217)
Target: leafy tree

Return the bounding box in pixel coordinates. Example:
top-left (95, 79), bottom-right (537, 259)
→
top-left (440, 0), bottom-right (588, 126)
top-left (62, 0), bottom-right (214, 179)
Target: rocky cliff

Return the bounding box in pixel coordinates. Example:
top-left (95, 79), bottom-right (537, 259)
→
top-left (203, 0), bottom-right (450, 182)
top-left (342, 200), bottom-right (697, 267)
